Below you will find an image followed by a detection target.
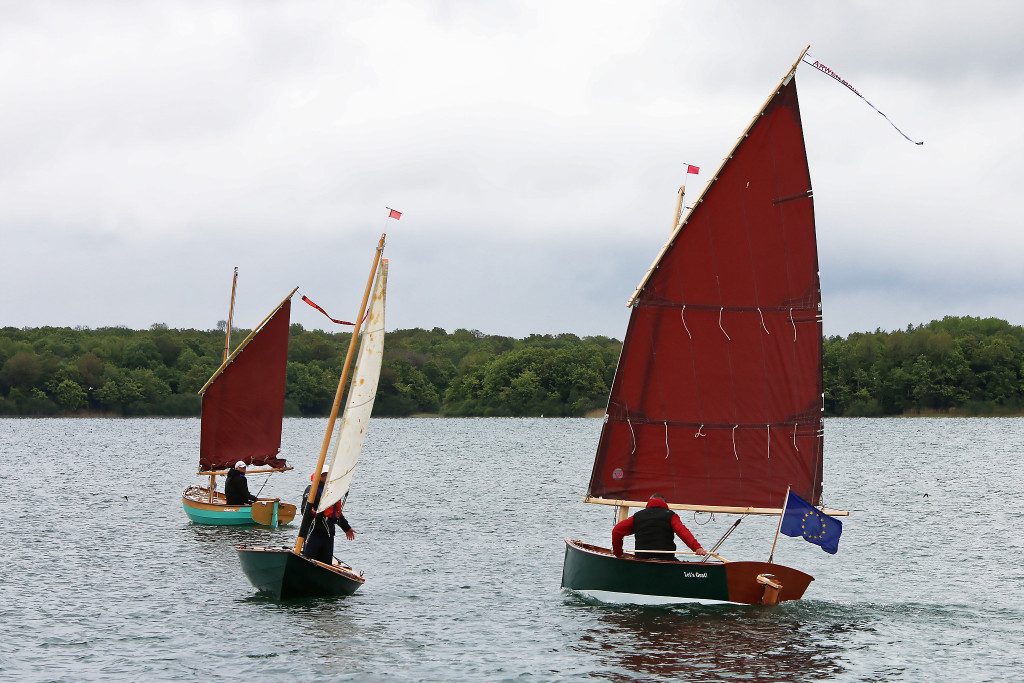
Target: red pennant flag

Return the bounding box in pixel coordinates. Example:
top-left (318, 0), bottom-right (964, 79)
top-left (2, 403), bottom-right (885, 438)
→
top-left (388, 208), bottom-right (402, 220)
top-left (686, 164), bottom-right (699, 174)
top-left (301, 295), bottom-right (355, 326)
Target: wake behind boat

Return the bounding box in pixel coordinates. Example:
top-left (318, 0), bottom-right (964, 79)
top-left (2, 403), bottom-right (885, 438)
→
top-left (561, 47), bottom-right (848, 606)
top-left (182, 269), bottom-right (297, 527)
top-left (238, 235), bottom-right (388, 599)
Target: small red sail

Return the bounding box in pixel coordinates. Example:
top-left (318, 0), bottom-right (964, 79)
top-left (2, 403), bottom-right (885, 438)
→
top-left (588, 75), bottom-right (823, 510)
top-left (199, 299), bottom-right (291, 470)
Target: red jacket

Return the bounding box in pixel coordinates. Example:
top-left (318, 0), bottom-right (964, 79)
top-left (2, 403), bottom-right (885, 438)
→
top-left (612, 496), bottom-right (703, 556)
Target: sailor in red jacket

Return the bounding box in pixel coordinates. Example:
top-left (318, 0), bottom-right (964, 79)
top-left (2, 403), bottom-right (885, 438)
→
top-left (612, 494), bottom-right (707, 560)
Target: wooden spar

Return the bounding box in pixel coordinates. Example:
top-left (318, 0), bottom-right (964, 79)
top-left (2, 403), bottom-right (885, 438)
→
top-left (616, 505), bottom-right (630, 523)
top-left (672, 185), bottom-right (685, 231)
top-left (198, 286), bottom-right (300, 396)
top-left (197, 466), bottom-right (294, 476)
top-left (293, 233), bottom-right (386, 554)
top-left (768, 486), bottom-right (791, 563)
top-left (628, 44), bottom-right (812, 307)
top-left (224, 266), bottom-right (239, 363)
top-left (584, 494), bottom-right (849, 517)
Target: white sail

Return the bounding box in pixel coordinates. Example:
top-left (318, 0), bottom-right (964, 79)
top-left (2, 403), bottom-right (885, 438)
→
top-left (317, 259), bottom-right (388, 512)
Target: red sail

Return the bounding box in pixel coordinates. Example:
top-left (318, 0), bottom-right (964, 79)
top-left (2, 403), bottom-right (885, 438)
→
top-left (588, 76), bottom-right (823, 509)
top-left (199, 299), bottom-right (291, 470)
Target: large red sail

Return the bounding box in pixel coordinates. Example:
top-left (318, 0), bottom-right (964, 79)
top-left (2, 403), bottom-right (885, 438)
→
top-left (588, 75), bottom-right (823, 510)
top-left (199, 299), bottom-right (291, 470)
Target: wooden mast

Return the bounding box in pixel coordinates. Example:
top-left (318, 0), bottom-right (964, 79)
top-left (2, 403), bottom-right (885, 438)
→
top-left (210, 266), bottom-right (240, 501)
top-left (293, 233), bottom-right (387, 554)
top-left (672, 185), bottom-right (685, 232)
top-left (224, 266), bottom-right (239, 363)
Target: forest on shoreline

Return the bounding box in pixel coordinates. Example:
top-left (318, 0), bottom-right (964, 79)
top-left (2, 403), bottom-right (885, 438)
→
top-left (1, 315), bottom-right (1022, 418)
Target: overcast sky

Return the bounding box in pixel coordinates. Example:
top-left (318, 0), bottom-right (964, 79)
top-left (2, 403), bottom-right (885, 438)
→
top-left (2, 1), bottom-right (1022, 339)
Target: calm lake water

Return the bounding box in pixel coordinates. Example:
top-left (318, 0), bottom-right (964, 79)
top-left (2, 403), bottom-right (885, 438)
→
top-left (1, 417), bottom-right (1022, 682)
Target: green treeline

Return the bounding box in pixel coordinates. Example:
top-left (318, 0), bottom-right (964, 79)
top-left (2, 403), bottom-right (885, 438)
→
top-left (0, 324), bottom-right (620, 418)
top-left (825, 316), bottom-right (1024, 416)
top-left (2, 315), bottom-right (1022, 418)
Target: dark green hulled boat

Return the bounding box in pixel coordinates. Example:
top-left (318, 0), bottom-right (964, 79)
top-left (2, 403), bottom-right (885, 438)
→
top-left (562, 540), bottom-right (812, 605)
top-left (236, 546), bottom-right (364, 600)
top-left (561, 49), bottom-right (848, 605)
top-left (237, 237), bottom-right (389, 600)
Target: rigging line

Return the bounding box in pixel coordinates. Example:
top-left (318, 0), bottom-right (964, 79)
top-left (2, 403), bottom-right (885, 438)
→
top-left (681, 305), bottom-right (692, 339)
top-left (255, 474), bottom-right (272, 498)
top-left (793, 423), bottom-right (800, 452)
top-left (718, 307), bottom-right (731, 340)
top-left (767, 424), bottom-right (770, 459)
top-left (758, 307), bottom-right (770, 335)
top-left (664, 421), bottom-right (670, 459)
top-left (695, 424), bottom-right (706, 438)
top-left (790, 308), bottom-right (797, 342)
top-left (732, 425), bottom-right (739, 460)
top-left (627, 414), bottom-right (636, 455)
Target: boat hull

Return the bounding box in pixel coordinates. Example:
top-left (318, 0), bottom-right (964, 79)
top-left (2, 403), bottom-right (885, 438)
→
top-left (182, 486), bottom-right (296, 526)
top-left (236, 545), bottom-right (365, 600)
top-left (561, 539), bottom-right (813, 605)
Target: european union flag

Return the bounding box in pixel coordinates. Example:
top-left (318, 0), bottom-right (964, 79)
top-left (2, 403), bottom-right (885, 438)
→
top-left (780, 491), bottom-right (842, 554)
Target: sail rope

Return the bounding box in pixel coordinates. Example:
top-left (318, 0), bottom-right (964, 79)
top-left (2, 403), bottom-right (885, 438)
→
top-left (664, 421), bottom-right (670, 459)
top-left (789, 308), bottom-right (797, 342)
top-left (758, 308), bottom-right (770, 335)
top-left (627, 413), bottom-right (636, 455)
top-left (718, 307), bottom-right (731, 340)
top-left (793, 423), bottom-right (800, 452)
top-left (254, 474), bottom-right (273, 498)
top-left (680, 306), bottom-right (692, 339)
top-left (695, 424), bottom-right (706, 438)
top-left (732, 425), bottom-right (739, 459)
top-left (692, 510), bottom-right (716, 526)
top-left (766, 424), bottom-right (770, 459)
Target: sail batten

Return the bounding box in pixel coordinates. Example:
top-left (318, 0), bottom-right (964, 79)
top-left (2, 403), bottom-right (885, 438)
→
top-left (199, 298), bottom-right (292, 471)
top-left (589, 73), bottom-right (823, 511)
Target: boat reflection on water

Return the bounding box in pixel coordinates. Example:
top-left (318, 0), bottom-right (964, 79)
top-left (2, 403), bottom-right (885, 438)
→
top-left (568, 600), bottom-right (851, 682)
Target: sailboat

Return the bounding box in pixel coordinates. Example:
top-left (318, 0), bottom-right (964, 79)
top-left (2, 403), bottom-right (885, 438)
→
top-left (237, 235), bottom-right (388, 599)
top-left (561, 48), bottom-right (849, 605)
top-left (181, 268), bottom-right (298, 527)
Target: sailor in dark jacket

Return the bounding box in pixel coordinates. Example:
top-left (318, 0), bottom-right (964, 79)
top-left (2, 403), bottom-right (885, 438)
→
top-left (612, 493), bottom-right (707, 560)
top-left (299, 466), bottom-right (356, 564)
top-left (224, 461), bottom-right (258, 505)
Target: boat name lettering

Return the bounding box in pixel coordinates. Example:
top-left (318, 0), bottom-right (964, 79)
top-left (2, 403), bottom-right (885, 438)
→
top-left (683, 572), bottom-right (707, 578)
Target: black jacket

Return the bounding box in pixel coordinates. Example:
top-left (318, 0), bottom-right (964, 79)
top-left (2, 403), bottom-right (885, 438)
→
top-left (224, 469), bottom-right (258, 505)
top-left (632, 505), bottom-right (677, 558)
top-left (299, 484), bottom-right (351, 539)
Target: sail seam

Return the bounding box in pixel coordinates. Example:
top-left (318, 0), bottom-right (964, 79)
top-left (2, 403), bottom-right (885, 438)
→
top-left (638, 301), bottom-right (818, 314)
top-left (608, 417), bottom-right (818, 431)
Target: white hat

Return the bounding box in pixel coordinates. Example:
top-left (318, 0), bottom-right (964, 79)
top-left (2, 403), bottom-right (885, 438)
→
top-left (235, 461), bottom-right (247, 470)
top-left (321, 463), bottom-right (330, 474)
